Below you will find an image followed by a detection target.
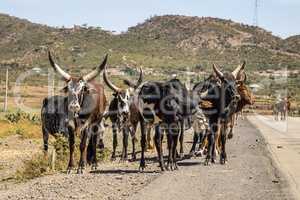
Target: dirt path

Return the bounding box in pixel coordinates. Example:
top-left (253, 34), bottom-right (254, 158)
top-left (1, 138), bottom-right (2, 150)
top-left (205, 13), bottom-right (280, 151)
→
top-left (0, 135), bottom-right (40, 182)
top-left (0, 119), bottom-right (295, 200)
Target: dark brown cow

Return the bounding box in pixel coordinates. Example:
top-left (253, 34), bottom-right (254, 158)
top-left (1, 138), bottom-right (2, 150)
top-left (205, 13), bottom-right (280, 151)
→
top-left (48, 51), bottom-right (107, 174)
top-left (211, 62), bottom-right (254, 159)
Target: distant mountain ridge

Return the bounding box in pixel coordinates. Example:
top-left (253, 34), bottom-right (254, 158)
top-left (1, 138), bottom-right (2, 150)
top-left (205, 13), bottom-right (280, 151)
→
top-left (0, 13), bottom-right (299, 74)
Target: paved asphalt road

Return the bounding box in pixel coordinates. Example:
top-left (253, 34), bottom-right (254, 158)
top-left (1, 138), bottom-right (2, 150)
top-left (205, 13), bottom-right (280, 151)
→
top-left (130, 117), bottom-right (296, 200)
top-left (0, 116), bottom-right (297, 200)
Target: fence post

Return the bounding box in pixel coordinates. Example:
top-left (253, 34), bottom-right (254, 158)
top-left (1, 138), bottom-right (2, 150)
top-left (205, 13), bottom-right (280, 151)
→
top-left (51, 148), bottom-right (56, 171)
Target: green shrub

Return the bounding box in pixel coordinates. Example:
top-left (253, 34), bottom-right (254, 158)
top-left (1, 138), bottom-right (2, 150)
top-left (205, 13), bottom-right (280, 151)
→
top-left (4, 110), bottom-right (40, 124)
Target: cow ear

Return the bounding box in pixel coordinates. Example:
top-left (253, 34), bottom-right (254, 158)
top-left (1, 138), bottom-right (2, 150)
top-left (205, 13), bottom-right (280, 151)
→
top-left (60, 86), bottom-right (68, 93)
top-left (86, 87), bottom-right (97, 94)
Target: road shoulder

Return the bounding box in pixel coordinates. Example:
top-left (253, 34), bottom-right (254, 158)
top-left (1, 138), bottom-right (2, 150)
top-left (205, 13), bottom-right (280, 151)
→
top-left (248, 115), bottom-right (300, 200)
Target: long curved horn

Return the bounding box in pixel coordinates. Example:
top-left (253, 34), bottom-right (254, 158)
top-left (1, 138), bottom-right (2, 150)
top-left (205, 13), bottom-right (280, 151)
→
top-left (237, 70), bottom-right (247, 83)
top-left (123, 66), bottom-right (143, 89)
top-left (134, 66), bottom-right (143, 89)
top-left (243, 72), bottom-right (247, 83)
top-left (103, 64), bottom-right (121, 93)
top-left (83, 54), bottom-right (108, 82)
top-left (48, 51), bottom-right (71, 81)
top-left (232, 61), bottom-right (246, 79)
top-left (213, 63), bottom-right (224, 79)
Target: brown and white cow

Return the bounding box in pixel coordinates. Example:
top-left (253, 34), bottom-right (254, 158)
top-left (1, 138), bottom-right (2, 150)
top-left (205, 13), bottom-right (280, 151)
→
top-left (48, 51), bottom-right (107, 173)
top-left (103, 64), bottom-right (145, 161)
top-left (227, 64), bottom-right (255, 139)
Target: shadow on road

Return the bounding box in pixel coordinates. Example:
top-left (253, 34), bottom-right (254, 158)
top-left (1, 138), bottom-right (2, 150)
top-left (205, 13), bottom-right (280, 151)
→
top-left (91, 169), bottom-right (160, 174)
top-left (177, 161), bottom-right (202, 167)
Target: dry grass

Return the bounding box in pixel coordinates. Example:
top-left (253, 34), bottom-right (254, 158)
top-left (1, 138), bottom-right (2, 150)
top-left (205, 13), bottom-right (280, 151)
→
top-left (0, 119), bottom-right (40, 139)
top-left (14, 153), bottom-right (50, 181)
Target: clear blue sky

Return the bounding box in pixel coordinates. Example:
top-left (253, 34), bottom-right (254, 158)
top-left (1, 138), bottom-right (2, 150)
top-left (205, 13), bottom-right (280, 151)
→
top-left (1, 0), bottom-right (299, 38)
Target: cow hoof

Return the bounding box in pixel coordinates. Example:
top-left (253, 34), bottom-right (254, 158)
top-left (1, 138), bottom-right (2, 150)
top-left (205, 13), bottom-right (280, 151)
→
top-left (130, 156), bottom-right (136, 162)
top-left (139, 161), bottom-right (146, 172)
top-left (91, 164), bottom-right (98, 171)
top-left (220, 158), bottom-right (226, 165)
top-left (174, 163), bottom-right (179, 170)
top-left (77, 168), bottom-right (84, 174)
top-left (165, 163), bottom-right (170, 171)
top-left (179, 153), bottom-right (184, 159)
top-left (66, 165), bottom-right (74, 174)
top-left (204, 159), bottom-right (210, 166)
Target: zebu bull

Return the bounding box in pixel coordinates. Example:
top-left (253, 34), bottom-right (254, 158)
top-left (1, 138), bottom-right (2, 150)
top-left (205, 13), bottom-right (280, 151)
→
top-left (103, 64), bottom-right (144, 161)
top-left (138, 79), bottom-right (198, 171)
top-left (194, 63), bottom-right (243, 165)
top-left (41, 95), bottom-right (68, 152)
top-left (48, 51), bottom-right (107, 173)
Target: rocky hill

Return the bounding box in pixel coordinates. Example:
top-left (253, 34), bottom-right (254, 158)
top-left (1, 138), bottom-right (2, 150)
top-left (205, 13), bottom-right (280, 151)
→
top-left (284, 35), bottom-right (300, 54)
top-left (0, 13), bottom-right (299, 79)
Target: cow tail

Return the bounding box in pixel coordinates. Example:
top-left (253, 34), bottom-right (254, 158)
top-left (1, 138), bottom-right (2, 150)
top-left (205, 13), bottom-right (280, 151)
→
top-left (42, 126), bottom-right (49, 152)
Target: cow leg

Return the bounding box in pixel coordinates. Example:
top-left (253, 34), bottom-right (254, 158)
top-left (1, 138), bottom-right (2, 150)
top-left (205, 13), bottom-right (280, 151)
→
top-left (154, 123), bottom-right (165, 171)
top-left (205, 126), bottom-right (216, 165)
top-left (67, 127), bottom-right (75, 174)
top-left (91, 134), bottom-right (99, 170)
top-left (77, 128), bottom-right (91, 174)
top-left (111, 123), bottom-right (118, 161)
top-left (166, 130), bottom-right (173, 171)
top-left (130, 123), bottom-right (138, 161)
top-left (146, 125), bottom-right (154, 150)
top-left (172, 133), bottom-right (179, 170)
top-left (121, 127), bottom-right (129, 161)
top-left (228, 115), bottom-right (234, 139)
top-left (179, 121), bottom-right (184, 159)
top-left (196, 130), bottom-right (205, 156)
top-left (211, 132), bottom-right (216, 163)
top-left (139, 119), bottom-right (147, 171)
top-left (220, 124), bottom-right (227, 164)
top-left (189, 131), bottom-right (199, 157)
top-left (200, 132), bottom-right (208, 156)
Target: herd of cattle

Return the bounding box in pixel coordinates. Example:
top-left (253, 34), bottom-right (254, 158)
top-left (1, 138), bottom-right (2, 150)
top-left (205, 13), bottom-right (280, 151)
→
top-left (41, 51), bottom-right (255, 174)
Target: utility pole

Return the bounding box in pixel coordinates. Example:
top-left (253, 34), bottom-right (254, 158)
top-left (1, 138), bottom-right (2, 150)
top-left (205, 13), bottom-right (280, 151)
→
top-left (253, 0), bottom-right (259, 27)
top-left (4, 67), bottom-right (8, 112)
